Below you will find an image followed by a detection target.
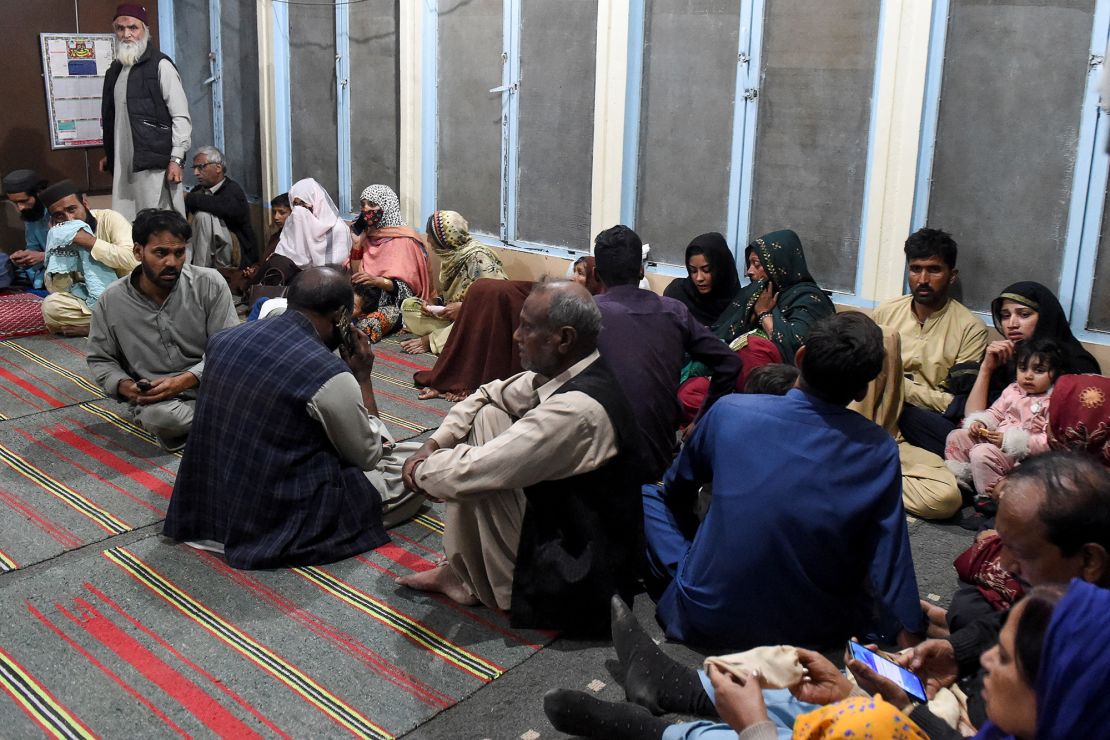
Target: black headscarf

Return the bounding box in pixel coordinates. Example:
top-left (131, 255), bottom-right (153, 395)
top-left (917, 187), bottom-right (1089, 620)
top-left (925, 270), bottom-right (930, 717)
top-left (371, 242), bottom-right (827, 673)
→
top-left (991, 282), bottom-right (1100, 375)
top-left (663, 232), bottom-right (740, 326)
top-left (974, 281), bottom-right (1102, 405)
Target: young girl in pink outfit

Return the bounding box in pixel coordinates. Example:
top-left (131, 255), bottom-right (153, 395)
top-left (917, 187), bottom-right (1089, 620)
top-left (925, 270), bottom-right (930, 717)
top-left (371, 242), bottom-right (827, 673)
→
top-left (945, 339), bottom-right (1060, 497)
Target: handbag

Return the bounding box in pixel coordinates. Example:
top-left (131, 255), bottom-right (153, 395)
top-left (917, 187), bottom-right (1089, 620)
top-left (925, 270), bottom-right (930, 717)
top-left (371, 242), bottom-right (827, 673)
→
top-left (247, 254), bottom-right (300, 305)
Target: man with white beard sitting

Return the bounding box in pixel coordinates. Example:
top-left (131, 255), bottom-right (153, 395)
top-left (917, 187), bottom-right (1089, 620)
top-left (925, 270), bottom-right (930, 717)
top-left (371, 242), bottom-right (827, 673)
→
top-left (98, 4), bottom-right (192, 220)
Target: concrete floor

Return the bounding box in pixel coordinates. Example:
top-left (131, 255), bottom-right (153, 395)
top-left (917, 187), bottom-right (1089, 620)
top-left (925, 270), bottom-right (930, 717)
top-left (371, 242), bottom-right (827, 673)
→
top-left (405, 515), bottom-right (976, 739)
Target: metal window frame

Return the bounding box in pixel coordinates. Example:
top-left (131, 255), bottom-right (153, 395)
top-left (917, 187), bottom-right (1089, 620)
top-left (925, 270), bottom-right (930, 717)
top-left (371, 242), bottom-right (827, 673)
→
top-left (913, 0), bottom-right (1110, 344)
top-left (336, 2), bottom-right (353, 214)
top-left (272, 0), bottom-right (292, 192)
top-left (1064, 1), bottom-right (1110, 342)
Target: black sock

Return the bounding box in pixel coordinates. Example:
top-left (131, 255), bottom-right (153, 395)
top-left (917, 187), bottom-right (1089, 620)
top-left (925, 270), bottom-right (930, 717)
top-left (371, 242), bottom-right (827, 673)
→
top-left (544, 690), bottom-right (670, 740)
top-left (610, 596), bottom-right (718, 717)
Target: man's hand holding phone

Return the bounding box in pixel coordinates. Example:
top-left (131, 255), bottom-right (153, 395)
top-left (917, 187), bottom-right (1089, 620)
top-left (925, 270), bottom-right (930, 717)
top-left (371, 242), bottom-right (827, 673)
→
top-left (845, 640), bottom-right (927, 711)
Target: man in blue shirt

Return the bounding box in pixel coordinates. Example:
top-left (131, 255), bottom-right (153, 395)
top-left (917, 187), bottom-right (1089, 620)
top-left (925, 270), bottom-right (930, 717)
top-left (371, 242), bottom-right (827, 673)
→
top-left (646, 311), bottom-right (924, 650)
top-left (2, 169), bottom-right (51, 288)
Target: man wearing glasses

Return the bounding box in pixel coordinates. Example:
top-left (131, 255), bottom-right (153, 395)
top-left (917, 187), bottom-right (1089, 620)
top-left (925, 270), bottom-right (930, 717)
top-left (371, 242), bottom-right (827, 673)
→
top-left (184, 146), bottom-right (257, 285)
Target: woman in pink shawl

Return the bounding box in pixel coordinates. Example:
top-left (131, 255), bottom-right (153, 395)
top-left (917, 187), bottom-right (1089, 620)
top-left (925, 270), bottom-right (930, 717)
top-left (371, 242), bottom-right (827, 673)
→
top-left (347, 184), bottom-right (432, 342)
top-left (274, 178), bottom-right (353, 267)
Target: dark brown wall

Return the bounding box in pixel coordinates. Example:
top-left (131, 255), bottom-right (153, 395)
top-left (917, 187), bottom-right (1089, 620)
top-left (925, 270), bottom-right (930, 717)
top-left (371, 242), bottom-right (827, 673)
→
top-left (1, 1), bottom-right (161, 193)
top-left (1, 1), bottom-right (159, 245)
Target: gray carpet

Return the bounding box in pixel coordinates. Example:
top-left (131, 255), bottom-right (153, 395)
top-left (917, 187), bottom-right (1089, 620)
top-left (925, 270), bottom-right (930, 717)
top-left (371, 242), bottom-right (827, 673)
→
top-left (0, 331), bottom-right (977, 738)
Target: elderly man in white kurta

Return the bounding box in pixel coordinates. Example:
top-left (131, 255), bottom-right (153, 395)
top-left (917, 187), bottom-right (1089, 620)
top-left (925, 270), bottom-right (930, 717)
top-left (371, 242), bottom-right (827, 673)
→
top-left (99, 4), bottom-right (191, 220)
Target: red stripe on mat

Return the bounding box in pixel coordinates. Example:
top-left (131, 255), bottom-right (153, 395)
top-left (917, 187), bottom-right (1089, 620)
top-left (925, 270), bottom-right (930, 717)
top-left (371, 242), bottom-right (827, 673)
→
top-left (85, 583), bottom-right (292, 740)
top-left (0, 374), bottom-right (43, 411)
top-left (191, 550), bottom-right (454, 710)
top-left (0, 365), bottom-right (64, 407)
top-left (0, 487), bottom-right (82, 549)
top-left (27, 600), bottom-right (190, 738)
top-left (373, 386), bottom-right (448, 417)
top-left (45, 424), bottom-right (174, 499)
top-left (71, 420), bottom-right (178, 478)
top-left (64, 597), bottom-right (264, 739)
top-left (389, 531), bottom-right (442, 558)
top-left (356, 552), bottom-right (544, 651)
top-left (0, 355), bottom-right (80, 402)
top-left (13, 428), bottom-right (164, 517)
top-left (373, 348), bottom-right (434, 371)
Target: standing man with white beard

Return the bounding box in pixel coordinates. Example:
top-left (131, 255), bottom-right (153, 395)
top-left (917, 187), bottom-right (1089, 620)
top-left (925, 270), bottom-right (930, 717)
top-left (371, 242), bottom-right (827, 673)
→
top-left (98, 4), bottom-right (191, 220)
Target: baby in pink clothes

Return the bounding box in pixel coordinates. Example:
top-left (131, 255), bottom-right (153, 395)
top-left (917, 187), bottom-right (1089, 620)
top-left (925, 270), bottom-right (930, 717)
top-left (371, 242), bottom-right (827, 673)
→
top-left (945, 339), bottom-right (1060, 497)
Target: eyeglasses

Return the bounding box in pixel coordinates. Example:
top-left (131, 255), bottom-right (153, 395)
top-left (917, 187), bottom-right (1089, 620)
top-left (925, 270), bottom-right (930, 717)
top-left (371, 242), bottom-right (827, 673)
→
top-left (192, 162), bottom-right (217, 171)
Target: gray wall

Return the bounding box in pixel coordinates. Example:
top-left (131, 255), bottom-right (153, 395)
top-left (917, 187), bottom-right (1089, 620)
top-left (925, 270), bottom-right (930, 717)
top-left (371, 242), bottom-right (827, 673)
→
top-left (220, 0), bottom-right (262, 198)
top-left (173, 0), bottom-right (213, 189)
top-left (350, 0), bottom-right (400, 199)
top-left (926, 0), bottom-right (1095, 311)
top-left (437, 0), bottom-right (504, 236)
top-left (289, 0), bottom-right (339, 197)
top-left (634, 0), bottom-right (740, 266)
top-left (747, 0), bottom-right (880, 294)
top-left (515, 0), bottom-right (597, 249)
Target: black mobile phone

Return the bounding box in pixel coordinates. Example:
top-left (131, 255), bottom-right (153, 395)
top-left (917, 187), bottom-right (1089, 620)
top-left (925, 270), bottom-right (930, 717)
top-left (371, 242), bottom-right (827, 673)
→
top-left (335, 305), bottom-right (356, 354)
top-left (136, 379), bottom-right (153, 392)
top-left (846, 641), bottom-right (928, 703)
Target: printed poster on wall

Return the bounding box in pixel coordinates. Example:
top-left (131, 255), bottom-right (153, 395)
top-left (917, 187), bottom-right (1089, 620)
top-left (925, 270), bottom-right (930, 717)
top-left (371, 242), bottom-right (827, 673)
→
top-left (39, 33), bottom-right (116, 149)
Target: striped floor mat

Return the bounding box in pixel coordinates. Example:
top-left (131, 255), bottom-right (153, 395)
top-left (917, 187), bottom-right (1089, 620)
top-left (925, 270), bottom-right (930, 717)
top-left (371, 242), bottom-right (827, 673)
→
top-left (0, 335), bottom-right (103, 421)
top-left (0, 332), bottom-right (455, 574)
top-left (0, 528), bottom-right (554, 738)
top-left (0, 400), bottom-right (179, 574)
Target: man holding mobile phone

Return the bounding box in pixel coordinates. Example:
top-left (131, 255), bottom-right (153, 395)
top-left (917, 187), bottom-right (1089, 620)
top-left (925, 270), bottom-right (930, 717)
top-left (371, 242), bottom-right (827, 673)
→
top-left (87, 209), bottom-right (239, 451)
top-left (163, 266), bottom-right (412, 568)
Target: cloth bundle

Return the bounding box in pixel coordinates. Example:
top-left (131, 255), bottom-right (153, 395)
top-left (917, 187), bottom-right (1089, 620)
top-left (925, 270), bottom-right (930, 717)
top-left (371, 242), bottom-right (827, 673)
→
top-left (45, 220), bottom-right (119, 307)
top-left (703, 645), bottom-right (805, 689)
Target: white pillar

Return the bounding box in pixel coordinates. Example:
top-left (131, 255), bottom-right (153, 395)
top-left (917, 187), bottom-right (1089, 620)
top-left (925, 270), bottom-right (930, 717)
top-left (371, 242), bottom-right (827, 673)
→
top-left (398, 1), bottom-right (425, 228)
top-left (589, 0), bottom-right (632, 240)
top-left (858, 0), bottom-right (934, 303)
top-left (256, 0), bottom-right (278, 206)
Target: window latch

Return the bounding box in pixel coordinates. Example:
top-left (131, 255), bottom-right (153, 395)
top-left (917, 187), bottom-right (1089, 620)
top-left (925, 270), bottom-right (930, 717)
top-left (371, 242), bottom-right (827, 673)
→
top-left (743, 88), bottom-right (759, 101)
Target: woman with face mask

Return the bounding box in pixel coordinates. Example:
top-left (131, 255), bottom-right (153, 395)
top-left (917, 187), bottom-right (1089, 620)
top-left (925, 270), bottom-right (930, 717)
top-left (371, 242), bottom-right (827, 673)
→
top-left (346, 184), bottom-right (432, 342)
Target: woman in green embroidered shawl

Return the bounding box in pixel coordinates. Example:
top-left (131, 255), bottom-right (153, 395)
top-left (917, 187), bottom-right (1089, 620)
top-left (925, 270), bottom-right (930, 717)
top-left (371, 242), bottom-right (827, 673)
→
top-left (400, 210), bottom-right (508, 354)
top-left (683, 229), bottom-right (834, 382)
top-left (718, 229), bottom-right (834, 361)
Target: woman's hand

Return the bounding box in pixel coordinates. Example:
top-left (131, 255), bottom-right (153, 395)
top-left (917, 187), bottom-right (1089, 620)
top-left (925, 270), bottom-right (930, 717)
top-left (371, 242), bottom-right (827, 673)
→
top-left (981, 340), bottom-right (1014, 373)
top-left (790, 649), bottom-right (853, 705)
top-left (707, 664), bottom-right (769, 732)
top-left (846, 658), bottom-right (914, 713)
top-left (442, 302), bottom-right (462, 321)
top-left (351, 273), bottom-right (391, 290)
top-left (351, 272), bottom-right (376, 286)
top-left (753, 282), bottom-right (778, 317)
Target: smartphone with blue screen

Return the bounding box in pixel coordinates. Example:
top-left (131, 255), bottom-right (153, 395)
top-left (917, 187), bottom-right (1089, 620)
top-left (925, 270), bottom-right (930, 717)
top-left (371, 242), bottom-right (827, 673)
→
top-left (847, 641), bottom-right (928, 703)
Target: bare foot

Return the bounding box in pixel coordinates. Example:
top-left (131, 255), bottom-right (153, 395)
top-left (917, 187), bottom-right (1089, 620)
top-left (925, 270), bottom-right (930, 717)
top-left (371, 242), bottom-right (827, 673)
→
top-left (444, 390), bottom-right (471, 402)
top-left (400, 336), bottom-right (431, 354)
top-left (395, 562), bottom-right (479, 605)
top-left (417, 386), bottom-right (442, 400)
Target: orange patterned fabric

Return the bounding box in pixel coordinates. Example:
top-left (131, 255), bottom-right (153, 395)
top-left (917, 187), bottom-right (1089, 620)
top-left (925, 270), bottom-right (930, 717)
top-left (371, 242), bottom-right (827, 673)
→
top-left (792, 696), bottom-right (928, 740)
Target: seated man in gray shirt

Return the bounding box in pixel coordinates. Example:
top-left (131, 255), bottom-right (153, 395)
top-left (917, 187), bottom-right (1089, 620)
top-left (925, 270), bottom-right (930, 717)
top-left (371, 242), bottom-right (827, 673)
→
top-left (87, 208), bottom-right (239, 450)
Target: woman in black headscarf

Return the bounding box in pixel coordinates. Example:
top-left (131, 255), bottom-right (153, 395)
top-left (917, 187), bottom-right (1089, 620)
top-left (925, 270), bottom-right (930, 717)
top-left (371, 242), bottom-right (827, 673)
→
top-left (964, 281), bottom-right (1101, 409)
top-left (663, 232), bottom-right (741, 327)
